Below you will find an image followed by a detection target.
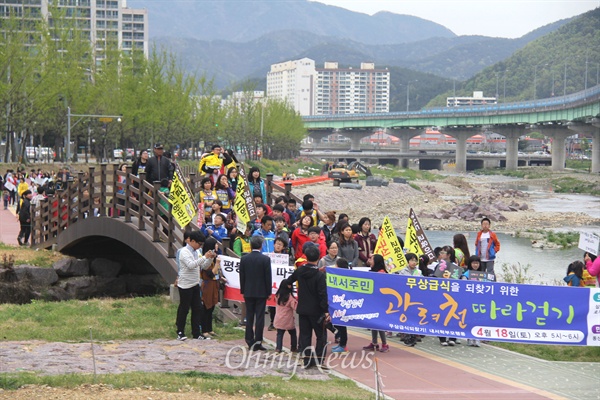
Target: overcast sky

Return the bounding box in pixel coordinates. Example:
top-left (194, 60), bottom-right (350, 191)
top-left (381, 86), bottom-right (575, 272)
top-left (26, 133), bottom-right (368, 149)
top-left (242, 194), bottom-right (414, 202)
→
top-left (312, 0), bottom-right (599, 38)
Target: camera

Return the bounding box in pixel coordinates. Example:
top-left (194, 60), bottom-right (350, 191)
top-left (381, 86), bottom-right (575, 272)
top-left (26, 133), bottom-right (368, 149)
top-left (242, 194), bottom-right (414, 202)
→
top-left (317, 314), bottom-right (336, 334)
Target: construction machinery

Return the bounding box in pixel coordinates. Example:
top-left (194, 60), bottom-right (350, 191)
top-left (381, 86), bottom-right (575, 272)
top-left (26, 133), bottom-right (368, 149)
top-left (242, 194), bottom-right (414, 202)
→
top-left (327, 161), bottom-right (372, 186)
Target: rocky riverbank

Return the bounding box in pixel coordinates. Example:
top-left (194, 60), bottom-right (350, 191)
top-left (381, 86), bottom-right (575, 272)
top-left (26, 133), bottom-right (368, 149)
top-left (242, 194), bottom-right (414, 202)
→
top-left (301, 172), bottom-right (600, 234)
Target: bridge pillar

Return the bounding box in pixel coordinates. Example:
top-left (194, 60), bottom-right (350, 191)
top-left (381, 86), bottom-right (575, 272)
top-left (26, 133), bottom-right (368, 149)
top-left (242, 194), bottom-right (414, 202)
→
top-left (307, 129), bottom-right (334, 149)
top-left (532, 124), bottom-right (573, 171)
top-left (569, 121), bottom-right (600, 173)
top-left (440, 127), bottom-right (480, 173)
top-left (488, 125), bottom-right (525, 171)
top-left (339, 129), bottom-right (375, 151)
top-left (387, 128), bottom-right (423, 168)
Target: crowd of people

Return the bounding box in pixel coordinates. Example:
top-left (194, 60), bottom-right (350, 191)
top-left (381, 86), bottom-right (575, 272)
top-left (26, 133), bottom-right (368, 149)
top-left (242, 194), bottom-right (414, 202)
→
top-left (5, 143), bottom-right (599, 368)
top-left (175, 145), bottom-right (600, 366)
top-left (2, 166), bottom-right (78, 245)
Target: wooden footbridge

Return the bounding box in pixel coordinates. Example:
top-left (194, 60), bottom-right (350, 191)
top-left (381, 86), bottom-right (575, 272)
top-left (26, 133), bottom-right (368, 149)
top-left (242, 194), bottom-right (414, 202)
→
top-left (30, 164), bottom-right (302, 284)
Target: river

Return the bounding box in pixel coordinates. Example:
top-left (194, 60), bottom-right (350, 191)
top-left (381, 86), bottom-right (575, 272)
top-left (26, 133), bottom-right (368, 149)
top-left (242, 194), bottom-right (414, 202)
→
top-left (425, 183), bottom-right (599, 285)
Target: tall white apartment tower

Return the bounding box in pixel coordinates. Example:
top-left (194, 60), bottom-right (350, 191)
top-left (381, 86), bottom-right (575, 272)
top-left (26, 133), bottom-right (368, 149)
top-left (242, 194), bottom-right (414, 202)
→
top-left (315, 62), bottom-right (390, 115)
top-left (266, 58), bottom-right (315, 116)
top-left (0, 0), bottom-right (149, 65)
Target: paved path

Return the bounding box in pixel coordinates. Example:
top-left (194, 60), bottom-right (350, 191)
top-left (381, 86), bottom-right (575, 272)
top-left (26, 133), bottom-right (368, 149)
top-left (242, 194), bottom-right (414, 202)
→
top-left (2, 205), bottom-right (599, 398)
top-left (262, 327), bottom-right (600, 400)
top-left (0, 205), bottom-right (19, 246)
top-left (1, 330), bottom-right (598, 399)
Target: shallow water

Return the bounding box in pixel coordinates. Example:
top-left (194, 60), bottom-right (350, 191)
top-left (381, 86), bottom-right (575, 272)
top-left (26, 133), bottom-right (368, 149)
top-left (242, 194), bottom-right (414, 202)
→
top-left (397, 179), bottom-right (599, 284)
top-left (423, 231), bottom-right (583, 285)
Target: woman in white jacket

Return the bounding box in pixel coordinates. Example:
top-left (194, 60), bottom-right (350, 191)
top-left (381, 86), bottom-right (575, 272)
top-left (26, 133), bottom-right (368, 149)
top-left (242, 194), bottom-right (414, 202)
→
top-left (175, 231), bottom-right (216, 341)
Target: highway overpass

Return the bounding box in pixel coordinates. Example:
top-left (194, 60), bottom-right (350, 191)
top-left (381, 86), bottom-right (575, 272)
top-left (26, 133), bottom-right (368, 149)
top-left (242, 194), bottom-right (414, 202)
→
top-left (302, 85), bottom-right (600, 173)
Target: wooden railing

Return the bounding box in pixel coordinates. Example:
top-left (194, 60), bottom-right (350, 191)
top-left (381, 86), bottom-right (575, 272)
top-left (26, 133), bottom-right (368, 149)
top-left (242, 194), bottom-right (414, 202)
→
top-left (29, 165), bottom-right (301, 260)
top-left (31, 164), bottom-right (181, 258)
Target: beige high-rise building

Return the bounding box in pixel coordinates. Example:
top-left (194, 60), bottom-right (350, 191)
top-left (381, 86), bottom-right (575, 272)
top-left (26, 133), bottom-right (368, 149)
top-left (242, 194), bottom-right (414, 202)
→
top-left (266, 58), bottom-right (316, 116)
top-left (0, 0), bottom-right (148, 65)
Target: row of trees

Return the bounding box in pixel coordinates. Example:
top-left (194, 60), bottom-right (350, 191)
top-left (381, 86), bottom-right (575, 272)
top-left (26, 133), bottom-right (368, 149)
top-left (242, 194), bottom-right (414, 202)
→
top-left (0, 9), bottom-right (306, 163)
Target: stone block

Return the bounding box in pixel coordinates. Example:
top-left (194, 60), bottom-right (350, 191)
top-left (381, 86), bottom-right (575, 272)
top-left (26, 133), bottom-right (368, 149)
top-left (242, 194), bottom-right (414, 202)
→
top-left (54, 258), bottom-right (89, 277)
top-left (90, 258), bottom-right (122, 278)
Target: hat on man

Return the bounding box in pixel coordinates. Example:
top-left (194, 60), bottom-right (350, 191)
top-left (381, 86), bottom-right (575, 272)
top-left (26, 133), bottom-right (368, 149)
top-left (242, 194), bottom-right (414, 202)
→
top-left (154, 143), bottom-right (164, 149)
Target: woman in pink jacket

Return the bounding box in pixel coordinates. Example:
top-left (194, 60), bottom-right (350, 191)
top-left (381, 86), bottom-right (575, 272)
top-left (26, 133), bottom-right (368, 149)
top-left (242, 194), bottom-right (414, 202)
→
top-left (274, 280), bottom-right (298, 353)
top-left (585, 252), bottom-right (600, 288)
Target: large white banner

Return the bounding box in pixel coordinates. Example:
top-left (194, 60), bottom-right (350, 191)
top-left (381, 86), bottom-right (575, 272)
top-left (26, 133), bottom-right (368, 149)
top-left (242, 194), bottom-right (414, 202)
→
top-left (219, 254), bottom-right (295, 305)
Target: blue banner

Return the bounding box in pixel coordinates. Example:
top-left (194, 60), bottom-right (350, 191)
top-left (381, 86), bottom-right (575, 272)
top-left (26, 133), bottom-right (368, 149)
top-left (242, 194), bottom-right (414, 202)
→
top-left (326, 267), bottom-right (600, 346)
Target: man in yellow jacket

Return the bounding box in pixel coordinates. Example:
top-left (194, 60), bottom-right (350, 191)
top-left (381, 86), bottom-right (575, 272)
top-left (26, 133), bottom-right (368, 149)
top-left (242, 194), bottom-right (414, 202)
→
top-left (198, 145), bottom-right (235, 185)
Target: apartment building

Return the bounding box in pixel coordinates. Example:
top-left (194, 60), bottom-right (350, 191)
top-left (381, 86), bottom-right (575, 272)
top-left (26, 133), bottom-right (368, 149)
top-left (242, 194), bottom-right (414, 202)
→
top-left (266, 58), bottom-right (315, 116)
top-left (0, 0), bottom-right (148, 65)
top-left (315, 62), bottom-right (390, 115)
top-left (222, 91), bottom-right (265, 109)
top-left (446, 91), bottom-right (497, 107)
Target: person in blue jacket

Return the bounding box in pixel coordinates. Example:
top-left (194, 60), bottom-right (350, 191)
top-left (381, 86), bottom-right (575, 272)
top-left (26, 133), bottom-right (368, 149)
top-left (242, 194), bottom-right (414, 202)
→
top-left (201, 214), bottom-right (228, 242)
top-left (252, 215), bottom-right (275, 253)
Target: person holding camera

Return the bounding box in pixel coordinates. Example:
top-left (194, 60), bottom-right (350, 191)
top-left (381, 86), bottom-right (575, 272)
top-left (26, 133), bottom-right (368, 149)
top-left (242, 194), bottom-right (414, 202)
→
top-left (287, 243), bottom-right (329, 368)
top-left (175, 231), bottom-right (216, 341)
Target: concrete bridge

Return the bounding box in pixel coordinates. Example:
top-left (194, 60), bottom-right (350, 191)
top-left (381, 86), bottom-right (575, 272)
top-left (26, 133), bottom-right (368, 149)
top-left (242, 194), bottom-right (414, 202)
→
top-left (307, 150), bottom-right (552, 171)
top-left (303, 85), bottom-right (600, 173)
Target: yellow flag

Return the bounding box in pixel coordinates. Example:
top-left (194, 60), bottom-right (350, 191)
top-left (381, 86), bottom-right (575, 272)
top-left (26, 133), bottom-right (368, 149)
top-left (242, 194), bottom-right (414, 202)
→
top-left (405, 215), bottom-right (422, 256)
top-left (404, 208), bottom-right (435, 260)
top-left (233, 175), bottom-right (251, 232)
top-left (168, 171), bottom-right (196, 228)
top-left (375, 216), bottom-right (408, 273)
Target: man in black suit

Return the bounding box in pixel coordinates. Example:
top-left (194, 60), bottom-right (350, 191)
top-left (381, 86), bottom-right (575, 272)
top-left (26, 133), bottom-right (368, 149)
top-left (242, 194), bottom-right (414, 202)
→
top-left (239, 235), bottom-right (273, 351)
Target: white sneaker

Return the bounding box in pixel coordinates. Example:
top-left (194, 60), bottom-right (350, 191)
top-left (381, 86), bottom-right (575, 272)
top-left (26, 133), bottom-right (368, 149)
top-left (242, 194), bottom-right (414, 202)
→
top-left (441, 341), bottom-right (448, 346)
top-left (177, 332), bottom-right (187, 341)
top-left (447, 340), bottom-right (456, 346)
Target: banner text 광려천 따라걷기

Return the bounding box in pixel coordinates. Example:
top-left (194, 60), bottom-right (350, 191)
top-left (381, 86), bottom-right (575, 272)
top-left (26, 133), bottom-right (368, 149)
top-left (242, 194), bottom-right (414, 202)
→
top-left (326, 267), bottom-right (600, 346)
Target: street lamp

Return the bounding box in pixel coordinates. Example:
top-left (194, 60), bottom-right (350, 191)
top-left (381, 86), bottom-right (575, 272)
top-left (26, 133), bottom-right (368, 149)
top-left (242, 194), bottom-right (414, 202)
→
top-left (584, 55), bottom-right (589, 90)
top-left (406, 80), bottom-right (418, 112)
top-left (494, 72), bottom-right (500, 101)
top-left (503, 69), bottom-right (509, 102)
top-left (563, 61), bottom-right (568, 97)
top-left (453, 78), bottom-right (456, 106)
top-left (67, 106), bottom-right (122, 164)
top-left (533, 63), bottom-right (548, 101)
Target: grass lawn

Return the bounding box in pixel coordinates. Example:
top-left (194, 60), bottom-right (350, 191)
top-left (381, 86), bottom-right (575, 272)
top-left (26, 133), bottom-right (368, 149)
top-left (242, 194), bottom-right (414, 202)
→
top-left (0, 371), bottom-right (374, 399)
top-left (490, 342), bottom-right (600, 362)
top-left (0, 296), bottom-right (375, 399)
top-left (0, 295), bottom-right (242, 342)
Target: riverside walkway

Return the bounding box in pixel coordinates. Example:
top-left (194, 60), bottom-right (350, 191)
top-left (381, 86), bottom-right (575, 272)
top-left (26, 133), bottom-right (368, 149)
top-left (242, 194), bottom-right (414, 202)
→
top-left (0, 328), bottom-right (598, 399)
top-left (1, 174), bottom-right (599, 399)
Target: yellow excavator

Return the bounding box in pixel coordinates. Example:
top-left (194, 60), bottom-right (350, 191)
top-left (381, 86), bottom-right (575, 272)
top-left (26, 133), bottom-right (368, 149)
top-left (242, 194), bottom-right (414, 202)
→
top-left (327, 161), bottom-right (372, 186)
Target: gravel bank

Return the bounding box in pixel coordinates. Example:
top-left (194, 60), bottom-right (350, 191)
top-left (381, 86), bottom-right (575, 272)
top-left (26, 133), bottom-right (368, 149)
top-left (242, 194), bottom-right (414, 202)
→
top-left (299, 173), bottom-right (600, 233)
